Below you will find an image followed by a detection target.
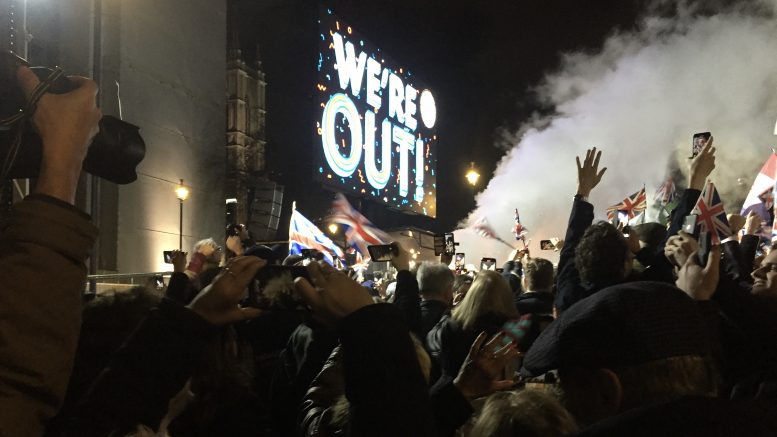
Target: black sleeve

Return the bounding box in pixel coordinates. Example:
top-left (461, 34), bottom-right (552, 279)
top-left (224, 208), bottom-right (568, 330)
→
top-left (429, 378), bottom-right (473, 437)
top-left (392, 270), bottom-right (423, 338)
top-left (165, 272), bottom-right (196, 304)
top-left (62, 299), bottom-right (216, 437)
top-left (740, 235), bottom-right (760, 274)
top-left (338, 304), bottom-right (436, 436)
top-left (722, 240), bottom-right (750, 284)
top-left (554, 198), bottom-right (594, 313)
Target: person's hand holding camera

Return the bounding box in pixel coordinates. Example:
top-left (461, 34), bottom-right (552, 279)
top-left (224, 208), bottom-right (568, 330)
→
top-left (389, 242), bottom-right (411, 272)
top-left (294, 261), bottom-right (374, 322)
top-left (576, 147), bottom-right (607, 198)
top-left (689, 136), bottom-right (715, 191)
top-left (675, 245), bottom-right (721, 301)
top-left (186, 256), bottom-right (265, 325)
top-left (170, 250), bottom-right (188, 274)
top-left (17, 66), bottom-right (101, 205)
top-left (744, 211), bottom-right (761, 235)
top-left (664, 231), bottom-right (700, 268)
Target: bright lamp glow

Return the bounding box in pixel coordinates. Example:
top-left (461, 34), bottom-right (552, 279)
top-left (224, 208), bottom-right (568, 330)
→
top-left (175, 180), bottom-right (189, 201)
top-left (328, 223), bottom-right (339, 234)
top-left (465, 169), bottom-right (480, 186)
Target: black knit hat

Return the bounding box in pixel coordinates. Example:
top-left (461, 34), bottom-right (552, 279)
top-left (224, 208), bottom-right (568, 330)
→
top-left (522, 281), bottom-right (711, 377)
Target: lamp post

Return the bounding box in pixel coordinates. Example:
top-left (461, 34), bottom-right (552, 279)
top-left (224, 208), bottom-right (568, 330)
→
top-left (175, 179), bottom-right (189, 250)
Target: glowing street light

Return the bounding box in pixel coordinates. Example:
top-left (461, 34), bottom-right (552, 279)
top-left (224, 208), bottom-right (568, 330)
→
top-left (175, 179), bottom-right (189, 250)
top-left (328, 223), bottom-right (339, 234)
top-left (465, 162), bottom-right (480, 186)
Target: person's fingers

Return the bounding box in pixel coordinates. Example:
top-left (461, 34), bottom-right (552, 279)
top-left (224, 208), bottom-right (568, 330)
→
top-left (306, 261), bottom-right (327, 288)
top-left (484, 332), bottom-right (506, 353)
top-left (491, 380), bottom-right (515, 392)
top-left (593, 149), bottom-right (602, 170)
top-left (684, 250), bottom-right (702, 268)
top-left (65, 75), bottom-right (99, 96)
top-left (227, 256), bottom-right (266, 285)
top-left (239, 307), bottom-right (263, 320)
top-left (494, 343), bottom-right (519, 361)
top-left (576, 156), bottom-right (582, 172)
top-left (468, 332), bottom-right (488, 358)
top-left (294, 277), bottom-right (320, 308)
top-left (704, 245), bottom-right (721, 275)
top-left (16, 66), bottom-right (41, 101)
top-left (596, 167), bottom-right (607, 180)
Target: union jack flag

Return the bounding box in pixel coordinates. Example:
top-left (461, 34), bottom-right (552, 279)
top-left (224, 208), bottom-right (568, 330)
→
top-left (606, 188), bottom-right (647, 221)
top-left (691, 181), bottom-right (731, 245)
top-left (289, 208), bottom-right (344, 265)
top-left (328, 193), bottom-right (390, 260)
top-left (654, 178), bottom-right (676, 206)
top-left (513, 208), bottom-right (528, 241)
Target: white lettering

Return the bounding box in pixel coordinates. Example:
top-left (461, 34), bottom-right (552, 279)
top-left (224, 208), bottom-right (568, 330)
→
top-left (332, 32), bottom-right (367, 97)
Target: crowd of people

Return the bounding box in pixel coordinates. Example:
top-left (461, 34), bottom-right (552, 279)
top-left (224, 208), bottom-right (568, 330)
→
top-left (3, 61), bottom-right (777, 437)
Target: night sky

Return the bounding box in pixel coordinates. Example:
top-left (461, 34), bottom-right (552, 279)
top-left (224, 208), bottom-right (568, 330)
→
top-left (233, 0), bottom-right (644, 234)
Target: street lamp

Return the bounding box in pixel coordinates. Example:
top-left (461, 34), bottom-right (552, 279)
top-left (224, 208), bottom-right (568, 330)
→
top-left (175, 179), bottom-right (189, 250)
top-left (465, 162), bottom-right (480, 186)
top-left (328, 223), bottom-right (339, 234)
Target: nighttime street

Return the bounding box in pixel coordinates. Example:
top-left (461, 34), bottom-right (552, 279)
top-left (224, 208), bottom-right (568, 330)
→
top-left (1, 0), bottom-right (777, 435)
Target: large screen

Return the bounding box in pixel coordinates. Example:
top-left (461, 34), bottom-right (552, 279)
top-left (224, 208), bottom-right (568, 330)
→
top-left (316, 9), bottom-right (438, 217)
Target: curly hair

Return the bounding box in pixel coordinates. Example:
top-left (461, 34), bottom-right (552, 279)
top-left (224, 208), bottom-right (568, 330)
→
top-left (574, 222), bottom-right (629, 286)
top-left (524, 258), bottom-right (554, 292)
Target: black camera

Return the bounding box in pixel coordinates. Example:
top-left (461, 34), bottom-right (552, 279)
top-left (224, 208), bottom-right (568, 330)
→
top-left (0, 52), bottom-right (145, 184)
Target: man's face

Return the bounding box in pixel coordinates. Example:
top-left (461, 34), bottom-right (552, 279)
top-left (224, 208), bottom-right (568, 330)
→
top-left (751, 249), bottom-right (777, 295)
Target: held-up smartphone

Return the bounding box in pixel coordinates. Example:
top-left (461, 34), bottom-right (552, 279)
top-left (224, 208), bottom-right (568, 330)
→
top-left (692, 132), bottom-right (711, 158)
top-left (454, 253), bottom-right (465, 269)
top-left (444, 232), bottom-right (456, 255)
top-left (480, 257), bottom-right (497, 271)
top-left (682, 214), bottom-right (697, 235)
top-left (367, 244), bottom-right (397, 262)
top-left (540, 240), bottom-right (554, 250)
top-left (250, 265), bottom-right (313, 311)
top-left (163, 250), bottom-right (174, 264)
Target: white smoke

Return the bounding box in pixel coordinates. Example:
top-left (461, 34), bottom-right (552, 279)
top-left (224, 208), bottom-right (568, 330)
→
top-left (455, 0), bottom-right (777, 266)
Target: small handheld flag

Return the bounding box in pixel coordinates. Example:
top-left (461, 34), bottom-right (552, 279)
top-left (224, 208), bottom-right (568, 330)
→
top-left (691, 181), bottom-right (731, 245)
top-left (607, 188), bottom-right (647, 221)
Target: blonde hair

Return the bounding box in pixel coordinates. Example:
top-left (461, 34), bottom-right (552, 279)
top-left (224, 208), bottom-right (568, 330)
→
top-left (452, 270), bottom-right (518, 330)
top-left (470, 389), bottom-right (578, 437)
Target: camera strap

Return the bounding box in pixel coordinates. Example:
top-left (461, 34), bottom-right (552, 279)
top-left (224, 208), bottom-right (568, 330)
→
top-left (0, 67), bottom-right (65, 181)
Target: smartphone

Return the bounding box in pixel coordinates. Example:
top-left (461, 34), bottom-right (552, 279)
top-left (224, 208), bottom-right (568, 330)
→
top-left (692, 132), bottom-right (711, 158)
top-left (480, 257), bottom-right (497, 271)
top-left (163, 250), bottom-right (174, 263)
top-left (697, 231), bottom-right (712, 266)
top-left (445, 232), bottom-right (456, 255)
top-left (368, 244), bottom-right (396, 262)
top-left (540, 240), bottom-right (554, 250)
top-left (682, 214), bottom-right (697, 235)
top-left (454, 253), bottom-right (465, 269)
top-left (251, 265), bottom-right (312, 311)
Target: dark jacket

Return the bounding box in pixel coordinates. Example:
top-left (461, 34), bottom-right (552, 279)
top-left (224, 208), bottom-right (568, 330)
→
top-left (61, 299), bottom-right (217, 436)
top-left (420, 300), bottom-right (449, 338)
top-left (271, 318), bottom-right (338, 436)
top-left (0, 195), bottom-right (98, 436)
top-left (430, 314), bottom-right (510, 381)
top-left (574, 396), bottom-right (777, 437)
top-left (516, 291), bottom-right (554, 315)
top-left (336, 304), bottom-right (436, 436)
top-left (392, 270), bottom-right (423, 337)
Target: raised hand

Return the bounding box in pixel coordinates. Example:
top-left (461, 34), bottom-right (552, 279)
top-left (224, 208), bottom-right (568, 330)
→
top-left (689, 136), bottom-right (716, 190)
top-left (576, 147), bottom-right (607, 198)
top-left (294, 261), bottom-right (375, 322)
top-left (664, 231), bottom-right (700, 268)
top-left (453, 332), bottom-right (520, 401)
top-left (390, 242), bottom-right (411, 272)
top-left (18, 66), bottom-right (102, 204)
top-left (744, 211), bottom-right (761, 235)
top-left (675, 245), bottom-right (721, 301)
top-left (186, 256), bottom-right (265, 325)
top-left (170, 250), bottom-right (188, 274)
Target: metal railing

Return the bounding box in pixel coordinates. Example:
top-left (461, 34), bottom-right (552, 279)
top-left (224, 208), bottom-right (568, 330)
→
top-left (85, 271), bottom-right (174, 294)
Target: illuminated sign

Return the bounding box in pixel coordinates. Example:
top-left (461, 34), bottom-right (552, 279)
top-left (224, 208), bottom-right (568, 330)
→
top-left (316, 9), bottom-right (437, 217)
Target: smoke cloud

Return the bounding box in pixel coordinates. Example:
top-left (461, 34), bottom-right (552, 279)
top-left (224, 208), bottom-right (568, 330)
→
top-left (455, 0), bottom-right (777, 267)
